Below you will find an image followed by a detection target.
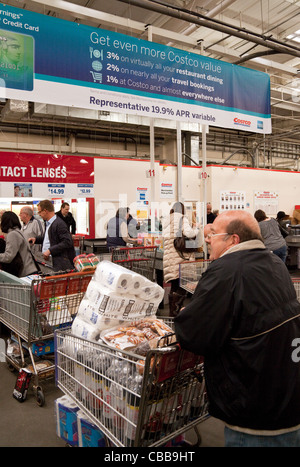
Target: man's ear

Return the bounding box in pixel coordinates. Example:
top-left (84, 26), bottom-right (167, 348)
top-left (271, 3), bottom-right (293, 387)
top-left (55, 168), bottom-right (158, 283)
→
top-left (231, 233), bottom-right (240, 245)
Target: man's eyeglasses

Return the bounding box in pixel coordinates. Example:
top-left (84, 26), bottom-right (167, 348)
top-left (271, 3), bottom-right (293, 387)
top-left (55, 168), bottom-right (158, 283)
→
top-left (206, 232), bottom-right (232, 239)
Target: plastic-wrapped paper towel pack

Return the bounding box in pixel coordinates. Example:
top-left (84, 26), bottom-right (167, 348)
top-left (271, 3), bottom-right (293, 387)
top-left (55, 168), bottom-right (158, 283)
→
top-left (71, 260), bottom-right (164, 341)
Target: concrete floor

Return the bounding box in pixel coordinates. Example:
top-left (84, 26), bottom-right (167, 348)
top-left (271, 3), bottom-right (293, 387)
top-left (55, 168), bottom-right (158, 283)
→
top-left (0, 361), bottom-right (225, 448)
top-left (0, 326), bottom-right (225, 448)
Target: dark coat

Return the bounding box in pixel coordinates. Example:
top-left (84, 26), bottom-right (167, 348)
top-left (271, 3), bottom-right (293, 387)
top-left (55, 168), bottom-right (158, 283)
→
top-left (175, 248), bottom-right (300, 431)
top-left (36, 216), bottom-right (76, 272)
top-left (55, 210), bottom-right (76, 234)
top-left (106, 216), bottom-right (126, 249)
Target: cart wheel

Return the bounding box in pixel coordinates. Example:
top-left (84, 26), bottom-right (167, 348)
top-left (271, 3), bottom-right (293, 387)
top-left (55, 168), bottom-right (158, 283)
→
top-left (6, 358), bottom-right (16, 372)
top-left (36, 388), bottom-right (45, 407)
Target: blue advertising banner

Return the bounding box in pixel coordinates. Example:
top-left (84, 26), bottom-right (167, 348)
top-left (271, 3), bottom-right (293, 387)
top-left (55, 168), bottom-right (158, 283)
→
top-left (0, 3), bottom-right (271, 133)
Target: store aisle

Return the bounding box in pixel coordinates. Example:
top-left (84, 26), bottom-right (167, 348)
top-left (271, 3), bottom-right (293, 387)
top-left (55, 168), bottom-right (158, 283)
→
top-left (0, 358), bottom-right (224, 448)
top-left (0, 361), bottom-right (65, 447)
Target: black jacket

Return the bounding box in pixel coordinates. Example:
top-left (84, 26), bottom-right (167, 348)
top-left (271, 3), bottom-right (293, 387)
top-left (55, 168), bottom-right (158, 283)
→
top-left (55, 210), bottom-right (76, 234)
top-left (175, 247), bottom-right (300, 431)
top-left (36, 216), bottom-right (75, 272)
top-left (106, 216), bottom-right (126, 249)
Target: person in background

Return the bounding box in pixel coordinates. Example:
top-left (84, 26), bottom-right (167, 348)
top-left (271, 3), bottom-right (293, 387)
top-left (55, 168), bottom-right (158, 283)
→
top-left (20, 206), bottom-right (44, 254)
top-left (0, 211), bottom-right (38, 277)
top-left (276, 211), bottom-right (290, 238)
top-left (29, 200), bottom-right (75, 272)
top-left (203, 223), bottom-right (213, 259)
top-left (106, 207), bottom-right (138, 249)
top-left (127, 211), bottom-right (140, 239)
top-left (0, 210), bottom-right (5, 238)
top-left (163, 201), bottom-right (202, 317)
top-left (207, 203), bottom-right (216, 224)
top-left (254, 209), bottom-right (287, 262)
top-left (175, 210), bottom-right (300, 447)
top-left (55, 202), bottom-right (76, 234)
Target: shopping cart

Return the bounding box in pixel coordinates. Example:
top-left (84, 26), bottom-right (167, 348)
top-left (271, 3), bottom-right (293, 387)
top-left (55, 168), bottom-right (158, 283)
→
top-left (292, 278), bottom-right (300, 303)
top-left (0, 269), bottom-right (94, 406)
top-left (179, 260), bottom-right (211, 294)
top-left (111, 246), bottom-right (158, 281)
top-left (55, 318), bottom-right (209, 447)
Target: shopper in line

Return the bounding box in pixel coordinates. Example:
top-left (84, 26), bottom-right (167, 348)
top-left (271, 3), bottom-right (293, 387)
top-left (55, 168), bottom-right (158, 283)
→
top-left (203, 223), bottom-right (213, 259)
top-left (254, 209), bottom-right (287, 262)
top-left (127, 212), bottom-right (140, 239)
top-left (106, 207), bottom-right (138, 249)
top-left (0, 211), bottom-right (39, 277)
top-left (276, 211), bottom-right (290, 238)
top-left (163, 202), bottom-right (201, 317)
top-left (29, 200), bottom-right (75, 272)
top-left (207, 203), bottom-right (216, 224)
top-left (55, 202), bottom-right (76, 234)
top-left (20, 206), bottom-right (44, 254)
top-left (175, 210), bottom-right (300, 447)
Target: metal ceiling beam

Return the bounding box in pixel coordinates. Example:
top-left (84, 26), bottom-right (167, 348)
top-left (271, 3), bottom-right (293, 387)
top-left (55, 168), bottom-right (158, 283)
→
top-left (117, 0), bottom-right (300, 58)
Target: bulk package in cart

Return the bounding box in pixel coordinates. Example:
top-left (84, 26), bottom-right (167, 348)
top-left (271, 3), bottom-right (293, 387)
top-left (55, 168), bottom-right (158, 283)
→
top-left (111, 246), bottom-right (157, 281)
top-left (179, 260), bottom-right (211, 294)
top-left (55, 320), bottom-right (209, 447)
top-left (0, 269), bottom-right (94, 405)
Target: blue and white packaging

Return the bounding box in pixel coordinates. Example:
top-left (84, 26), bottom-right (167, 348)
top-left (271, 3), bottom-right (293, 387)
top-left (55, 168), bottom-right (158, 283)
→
top-left (55, 395), bottom-right (79, 446)
top-left (77, 410), bottom-right (106, 447)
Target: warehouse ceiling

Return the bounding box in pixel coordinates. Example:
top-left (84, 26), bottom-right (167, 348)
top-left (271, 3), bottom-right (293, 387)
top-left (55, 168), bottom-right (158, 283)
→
top-left (1, 0), bottom-right (300, 157)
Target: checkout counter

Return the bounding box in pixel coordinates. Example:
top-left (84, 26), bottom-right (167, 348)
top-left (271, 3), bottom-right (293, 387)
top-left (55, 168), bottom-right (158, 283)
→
top-left (83, 238), bottom-right (109, 255)
top-left (286, 226), bottom-right (300, 270)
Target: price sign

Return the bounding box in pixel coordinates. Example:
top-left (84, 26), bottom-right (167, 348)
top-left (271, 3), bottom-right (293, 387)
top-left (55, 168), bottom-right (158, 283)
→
top-left (77, 184), bottom-right (94, 196)
top-left (48, 184), bottom-right (65, 196)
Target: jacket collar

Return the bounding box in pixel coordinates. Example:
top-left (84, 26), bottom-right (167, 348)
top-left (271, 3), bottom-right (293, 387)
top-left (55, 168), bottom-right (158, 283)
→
top-left (221, 239), bottom-right (266, 257)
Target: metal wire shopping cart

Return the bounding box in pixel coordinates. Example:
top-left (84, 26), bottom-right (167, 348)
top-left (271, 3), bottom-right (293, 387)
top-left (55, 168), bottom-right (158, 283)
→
top-left (55, 318), bottom-right (209, 447)
top-left (111, 246), bottom-right (158, 281)
top-left (0, 269), bottom-right (94, 405)
top-left (179, 260), bottom-right (211, 294)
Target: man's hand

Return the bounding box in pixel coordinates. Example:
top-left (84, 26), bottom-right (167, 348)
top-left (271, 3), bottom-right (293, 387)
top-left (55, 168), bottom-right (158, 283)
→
top-left (28, 237), bottom-right (36, 245)
top-left (43, 249), bottom-right (51, 261)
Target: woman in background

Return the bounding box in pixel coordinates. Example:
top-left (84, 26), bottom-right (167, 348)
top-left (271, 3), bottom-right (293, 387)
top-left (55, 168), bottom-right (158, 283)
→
top-left (163, 202), bottom-right (201, 316)
top-left (0, 211), bottom-right (38, 277)
top-left (254, 209), bottom-right (287, 263)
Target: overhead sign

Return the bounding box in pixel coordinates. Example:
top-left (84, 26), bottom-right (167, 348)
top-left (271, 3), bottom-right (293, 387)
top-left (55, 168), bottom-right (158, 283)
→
top-left (0, 4), bottom-right (271, 133)
top-left (0, 152), bottom-right (94, 183)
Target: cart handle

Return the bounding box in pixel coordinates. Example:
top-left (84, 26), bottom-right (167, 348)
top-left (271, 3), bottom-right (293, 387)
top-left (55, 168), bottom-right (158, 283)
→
top-left (39, 270), bottom-right (95, 281)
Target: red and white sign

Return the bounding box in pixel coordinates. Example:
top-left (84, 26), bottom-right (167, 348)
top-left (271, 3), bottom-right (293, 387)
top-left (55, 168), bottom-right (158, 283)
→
top-left (0, 152), bottom-right (94, 183)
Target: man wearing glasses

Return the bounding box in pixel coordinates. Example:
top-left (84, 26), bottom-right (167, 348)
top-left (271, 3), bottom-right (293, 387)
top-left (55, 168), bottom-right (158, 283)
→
top-left (29, 199), bottom-right (75, 272)
top-left (175, 210), bottom-right (300, 447)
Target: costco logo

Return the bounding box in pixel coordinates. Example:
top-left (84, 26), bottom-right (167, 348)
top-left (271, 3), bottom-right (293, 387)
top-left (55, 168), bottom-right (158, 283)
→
top-left (234, 117), bottom-right (251, 127)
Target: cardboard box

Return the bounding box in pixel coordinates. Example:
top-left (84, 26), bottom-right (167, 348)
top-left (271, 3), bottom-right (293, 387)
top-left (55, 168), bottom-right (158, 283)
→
top-left (32, 339), bottom-right (54, 356)
top-left (292, 208), bottom-right (300, 225)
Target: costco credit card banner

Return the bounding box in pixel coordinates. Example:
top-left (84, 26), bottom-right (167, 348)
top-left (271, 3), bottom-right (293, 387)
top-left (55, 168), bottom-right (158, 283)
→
top-left (0, 3), bottom-right (271, 133)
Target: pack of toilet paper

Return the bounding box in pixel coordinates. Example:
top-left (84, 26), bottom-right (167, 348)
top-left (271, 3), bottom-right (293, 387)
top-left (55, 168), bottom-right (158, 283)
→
top-left (71, 260), bottom-right (164, 341)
